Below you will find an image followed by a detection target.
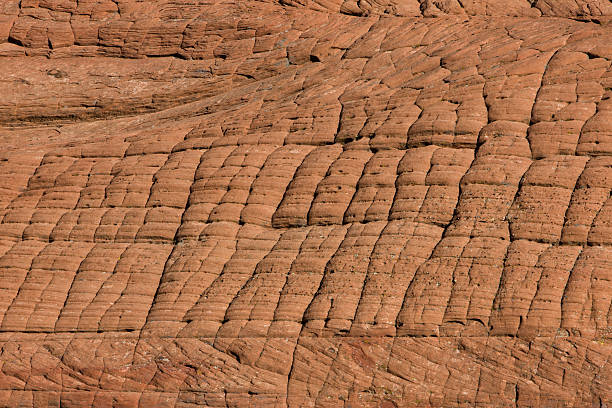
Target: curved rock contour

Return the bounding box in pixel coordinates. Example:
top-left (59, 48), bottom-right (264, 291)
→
top-left (0, 0), bottom-right (611, 406)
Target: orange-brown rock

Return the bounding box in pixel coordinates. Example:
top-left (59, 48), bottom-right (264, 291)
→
top-left (1, 0), bottom-right (611, 406)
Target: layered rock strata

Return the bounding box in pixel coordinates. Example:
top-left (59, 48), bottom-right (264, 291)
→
top-left (0, 0), bottom-right (611, 406)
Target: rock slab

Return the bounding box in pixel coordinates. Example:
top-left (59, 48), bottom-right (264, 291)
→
top-left (0, 0), bottom-right (612, 406)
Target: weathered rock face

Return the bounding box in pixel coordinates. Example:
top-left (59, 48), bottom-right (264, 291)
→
top-left (1, 0), bottom-right (612, 407)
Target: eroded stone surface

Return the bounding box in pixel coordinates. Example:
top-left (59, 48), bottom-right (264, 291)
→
top-left (1, 0), bottom-right (612, 406)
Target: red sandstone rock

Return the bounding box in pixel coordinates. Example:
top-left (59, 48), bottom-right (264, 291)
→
top-left (0, 0), bottom-right (611, 407)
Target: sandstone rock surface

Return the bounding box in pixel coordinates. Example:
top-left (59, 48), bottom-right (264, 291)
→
top-left (1, 0), bottom-right (612, 406)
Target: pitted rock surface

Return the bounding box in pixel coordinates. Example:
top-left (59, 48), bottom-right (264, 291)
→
top-left (1, 0), bottom-right (612, 407)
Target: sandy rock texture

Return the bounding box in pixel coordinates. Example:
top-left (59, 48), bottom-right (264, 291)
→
top-left (1, 0), bottom-right (612, 406)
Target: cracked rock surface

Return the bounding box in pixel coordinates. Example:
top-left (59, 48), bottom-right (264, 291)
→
top-left (1, 0), bottom-right (612, 406)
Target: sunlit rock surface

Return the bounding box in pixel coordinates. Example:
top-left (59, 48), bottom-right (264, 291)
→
top-left (0, 0), bottom-right (611, 406)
